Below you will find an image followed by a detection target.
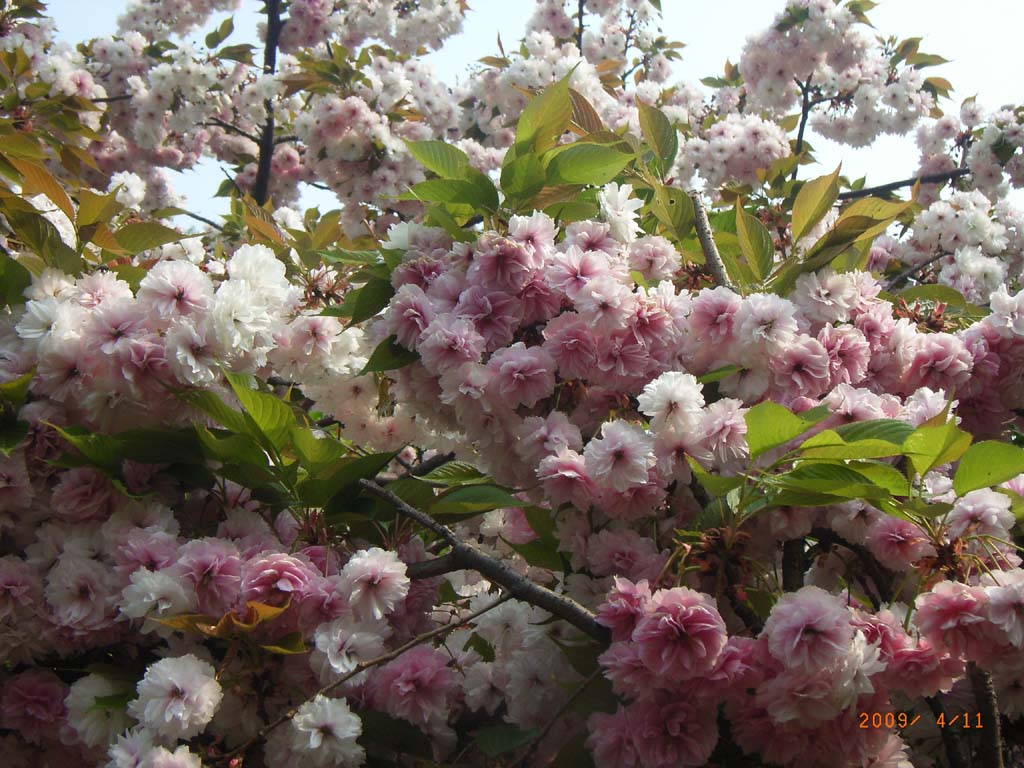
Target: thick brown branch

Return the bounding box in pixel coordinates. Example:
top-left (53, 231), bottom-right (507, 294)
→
top-left (927, 695), bottom-right (969, 768)
top-left (810, 527), bottom-right (894, 606)
top-left (782, 539), bottom-right (805, 592)
top-left (251, 0), bottom-right (283, 206)
top-left (407, 552), bottom-right (461, 580)
top-left (838, 168), bottom-right (970, 201)
top-left (969, 662), bottom-right (1005, 768)
top-left (690, 194), bottom-right (736, 291)
top-left (791, 78), bottom-right (813, 181)
top-left (358, 479), bottom-right (610, 643)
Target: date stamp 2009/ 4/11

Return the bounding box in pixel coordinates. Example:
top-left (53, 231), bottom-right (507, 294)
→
top-left (859, 711), bottom-right (985, 729)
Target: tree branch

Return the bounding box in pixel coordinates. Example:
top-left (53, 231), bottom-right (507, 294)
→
top-left (810, 527), bottom-right (894, 606)
top-left (179, 210), bottom-right (224, 232)
top-left (791, 78), bottom-right (813, 181)
top-left (689, 193), bottom-right (736, 291)
top-left (251, 0), bottom-right (283, 206)
top-left (406, 451), bottom-right (457, 478)
top-left (838, 168), bottom-right (970, 201)
top-left (969, 662), bottom-right (1005, 768)
top-left (926, 695), bottom-right (969, 768)
top-left (358, 479), bottom-right (610, 643)
top-left (576, 0), bottom-right (585, 53)
top-left (408, 552), bottom-right (461, 580)
top-left (204, 117), bottom-right (260, 144)
top-left (782, 539), bottom-right (804, 592)
top-left (218, 593), bottom-right (512, 763)
top-left (885, 251), bottom-right (946, 292)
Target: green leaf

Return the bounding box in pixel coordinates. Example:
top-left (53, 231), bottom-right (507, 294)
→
top-left (345, 277), bottom-right (393, 325)
top-left (115, 428), bottom-right (204, 464)
top-left (506, 536), bottom-right (564, 570)
top-left (902, 421), bottom-right (972, 478)
top-left (774, 463), bottom-right (889, 501)
top-left (744, 402), bottom-right (829, 460)
top-left (0, 421), bottom-right (29, 456)
top-left (259, 632), bottom-right (307, 655)
top-left (474, 725), bottom-right (540, 758)
top-left (113, 222), bottom-right (185, 254)
top-left (735, 204), bottom-right (774, 282)
top-left (421, 460), bottom-right (490, 486)
top-left (791, 166), bottom-right (840, 242)
top-left (545, 144), bottom-right (633, 186)
top-left (799, 429), bottom-right (903, 460)
top-left (0, 252), bottom-right (31, 306)
top-left (649, 184), bottom-right (694, 240)
top-left (0, 371), bottom-right (33, 407)
top-left (401, 178), bottom-right (481, 206)
top-left (360, 335), bottom-right (419, 374)
top-left (429, 485), bottom-right (526, 518)
top-left (177, 389), bottom-right (252, 436)
top-left (205, 16), bottom-right (234, 48)
top-left (224, 372), bottom-right (295, 452)
top-left (834, 419), bottom-right (916, 445)
top-left (501, 150), bottom-right (546, 200)
top-left (516, 75), bottom-right (572, 153)
top-left (697, 364), bottom-right (743, 384)
top-left (360, 711), bottom-right (434, 759)
top-left (953, 441), bottom-right (1024, 496)
top-left (687, 456), bottom-right (744, 496)
top-left (290, 426), bottom-right (346, 473)
top-left (298, 452), bottom-right (396, 507)
top-left (195, 427), bottom-right (270, 467)
top-left (217, 44), bottom-right (256, 65)
top-left (50, 425), bottom-right (123, 473)
top-left (6, 210), bottom-right (80, 274)
top-left (637, 102), bottom-right (678, 173)
top-left (404, 140), bottom-right (470, 179)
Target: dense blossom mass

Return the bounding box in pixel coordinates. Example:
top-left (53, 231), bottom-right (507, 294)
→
top-left (1, 1), bottom-right (1024, 767)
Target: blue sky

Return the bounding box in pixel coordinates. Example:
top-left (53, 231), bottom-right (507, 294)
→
top-left (46, 0), bottom-right (1024, 216)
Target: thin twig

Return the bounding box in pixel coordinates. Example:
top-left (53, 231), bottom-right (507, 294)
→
top-left (969, 662), bottom-right (1005, 768)
top-left (689, 193), bottom-right (736, 291)
top-left (405, 451), bottom-right (456, 478)
top-left (359, 479), bottom-right (610, 643)
top-left (810, 527), bottom-right (894, 606)
top-left (885, 251), bottom-right (946, 292)
top-left (204, 117), bottom-right (260, 144)
top-left (219, 593), bottom-right (512, 763)
top-left (252, 0), bottom-right (283, 206)
top-left (576, 0), bottom-right (585, 52)
top-left (90, 94), bottom-right (132, 103)
top-left (518, 668), bottom-right (601, 767)
top-left (838, 168), bottom-right (970, 201)
top-left (179, 210), bottom-right (224, 232)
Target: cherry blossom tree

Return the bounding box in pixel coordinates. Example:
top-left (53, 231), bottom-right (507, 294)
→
top-left (1, 1), bottom-right (1024, 766)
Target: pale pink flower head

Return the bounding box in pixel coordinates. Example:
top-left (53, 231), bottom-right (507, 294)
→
top-left (818, 324), bottom-right (871, 387)
top-left (945, 488), bottom-right (1014, 540)
top-left (50, 467), bottom-right (121, 523)
top-left (587, 529), bottom-right (663, 581)
top-left (734, 293), bottom-right (799, 352)
top-left (564, 220), bottom-right (621, 256)
top-left (596, 577), bottom-right (653, 642)
top-left (583, 420), bottom-right (656, 493)
top-left (637, 371), bottom-right (704, 431)
top-left (628, 235), bottom-right (679, 282)
top-left (0, 669), bottom-right (67, 744)
top-left (632, 586), bottom-right (728, 682)
top-left (689, 286), bottom-right (741, 347)
top-left (699, 398), bottom-right (749, 471)
top-left (367, 644), bottom-right (455, 726)
top-left (467, 233), bottom-right (544, 292)
top-left (382, 284), bottom-right (436, 349)
top-left (137, 260), bottom-right (213, 321)
top-left (453, 286), bottom-right (523, 350)
top-left (914, 580), bottom-right (999, 660)
top-left (508, 211), bottom-right (556, 252)
top-left (864, 516), bottom-right (937, 571)
top-left (762, 585), bottom-right (854, 672)
top-left (339, 547), bottom-right (409, 621)
top-left (127, 654), bottom-right (222, 740)
top-left (417, 313), bottom-right (486, 373)
top-left (240, 552), bottom-right (319, 607)
top-left (981, 570), bottom-right (1024, 647)
top-left (598, 640), bottom-right (662, 699)
top-left (768, 333), bottom-right (830, 399)
top-left (547, 244), bottom-right (610, 300)
top-left (541, 312), bottom-right (598, 381)
top-left (587, 708), bottom-right (640, 768)
top-left (628, 691), bottom-right (719, 768)
top-left (901, 332), bottom-right (973, 393)
top-left (486, 342), bottom-right (556, 408)
top-left (536, 447), bottom-right (598, 510)
top-left (575, 275), bottom-right (636, 334)
top-left (171, 538), bottom-right (243, 615)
